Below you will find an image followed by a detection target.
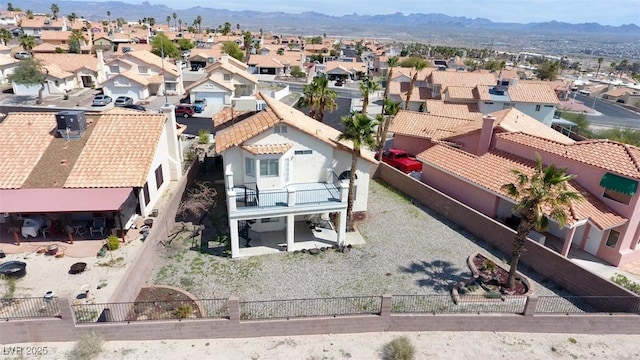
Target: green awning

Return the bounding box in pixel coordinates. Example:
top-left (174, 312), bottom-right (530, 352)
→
top-left (600, 173), bottom-right (638, 195)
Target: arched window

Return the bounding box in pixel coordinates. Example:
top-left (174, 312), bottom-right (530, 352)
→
top-left (338, 170), bottom-right (356, 181)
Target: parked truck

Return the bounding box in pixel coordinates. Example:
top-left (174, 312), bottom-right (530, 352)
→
top-left (376, 148), bottom-right (422, 173)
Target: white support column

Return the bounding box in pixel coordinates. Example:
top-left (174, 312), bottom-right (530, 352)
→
top-left (326, 168), bottom-right (334, 183)
top-left (286, 215), bottom-right (295, 252)
top-left (340, 182), bottom-right (349, 203)
top-left (225, 170), bottom-right (234, 192)
top-left (227, 190), bottom-right (237, 212)
top-left (230, 219), bottom-right (239, 258)
top-left (337, 209), bottom-right (347, 247)
top-left (287, 186), bottom-right (296, 207)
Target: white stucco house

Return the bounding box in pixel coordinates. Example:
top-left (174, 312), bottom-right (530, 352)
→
top-left (215, 93), bottom-right (376, 258)
top-left (188, 55), bottom-right (258, 105)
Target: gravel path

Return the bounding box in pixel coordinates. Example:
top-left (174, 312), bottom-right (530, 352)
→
top-left (150, 180), bottom-right (570, 301)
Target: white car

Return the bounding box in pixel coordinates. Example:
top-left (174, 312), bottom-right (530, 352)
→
top-left (92, 95), bottom-right (112, 106)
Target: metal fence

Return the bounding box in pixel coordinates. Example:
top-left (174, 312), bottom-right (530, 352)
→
top-left (392, 294), bottom-right (528, 314)
top-left (239, 296), bottom-right (382, 320)
top-left (297, 187), bottom-right (341, 205)
top-left (0, 297), bottom-right (60, 320)
top-left (73, 298), bottom-right (228, 324)
top-left (535, 296), bottom-right (640, 314)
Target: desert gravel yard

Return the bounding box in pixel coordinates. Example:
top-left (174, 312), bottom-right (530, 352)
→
top-left (149, 180), bottom-right (571, 301)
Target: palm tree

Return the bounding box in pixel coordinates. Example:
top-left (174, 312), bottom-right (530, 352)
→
top-left (222, 22), bottom-right (232, 40)
top-left (106, 11), bottom-right (111, 30)
top-left (404, 59), bottom-right (428, 110)
top-left (501, 154), bottom-right (582, 289)
top-left (359, 78), bottom-right (380, 115)
top-left (337, 113), bottom-right (378, 226)
top-left (236, 23), bottom-right (240, 34)
top-left (19, 35), bottom-right (36, 53)
top-left (196, 15), bottom-right (202, 32)
top-left (619, 59), bottom-right (629, 79)
top-left (376, 99), bottom-right (400, 161)
top-left (312, 76), bottom-right (337, 122)
top-left (50, 3), bottom-right (59, 19)
top-left (0, 28), bottom-right (12, 46)
top-left (299, 80), bottom-right (319, 119)
top-left (68, 29), bottom-right (84, 54)
top-left (596, 57), bottom-right (603, 78)
top-left (166, 16), bottom-right (171, 28)
top-left (178, 19), bottom-right (182, 32)
top-left (243, 31), bottom-right (252, 62)
top-left (610, 62), bottom-right (617, 76)
top-left (381, 56), bottom-right (398, 115)
top-left (172, 12), bottom-right (177, 29)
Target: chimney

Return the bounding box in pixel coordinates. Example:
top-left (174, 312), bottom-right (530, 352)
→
top-left (477, 115), bottom-right (495, 155)
top-left (95, 49), bottom-right (107, 84)
top-left (161, 104), bottom-right (183, 181)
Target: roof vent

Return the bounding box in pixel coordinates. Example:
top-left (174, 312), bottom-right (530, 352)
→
top-left (56, 110), bottom-right (86, 139)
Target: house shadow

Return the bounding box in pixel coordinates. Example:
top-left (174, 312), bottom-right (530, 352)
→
top-left (398, 259), bottom-right (468, 292)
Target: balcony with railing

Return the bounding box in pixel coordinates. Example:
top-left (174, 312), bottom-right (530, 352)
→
top-left (225, 171), bottom-right (348, 215)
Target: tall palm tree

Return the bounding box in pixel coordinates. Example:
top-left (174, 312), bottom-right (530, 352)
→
top-left (172, 12), bottom-right (177, 29)
top-left (299, 80), bottom-right (319, 119)
top-left (312, 76), bottom-right (337, 122)
top-left (596, 57), bottom-right (603, 78)
top-left (501, 154), bottom-right (582, 289)
top-left (337, 113), bottom-right (378, 226)
top-left (50, 3), bottom-right (59, 19)
top-left (376, 99), bottom-right (400, 161)
top-left (610, 62), bottom-right (617, 76)
top-left (196, 15), bottom-right (202, 32)
top-left (178, 19), bottom-right (182, 32)
top-left (359, 78), bottom-right (380, 115)
top-left (166, 16), bottom-right (171, 27)
top-left (404, 59), bottom-right (428, 110)
top-left (619, 59), bottom-right (628, 79)
top-left (106, 11), bottom-right (111, 30)
top-left (19, 35), bottom-right (36, 53)
top-left (381, 56), bottom-right (398, 115)
top-left (0, 28), bottom-right (12, 46)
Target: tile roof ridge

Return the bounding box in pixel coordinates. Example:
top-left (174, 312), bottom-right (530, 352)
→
top-left (622, 143), bottom-right (640, 173)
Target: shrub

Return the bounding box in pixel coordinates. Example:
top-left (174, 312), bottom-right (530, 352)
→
top-left (198, 129), bottom-right (211, 144)
top-left (175, 304), bottom-right (192, 319)
top-left (482, 259), bottom-right (497, 273)
top-left (67, 333), bottom-right (104, 360)
top-left (382, 336), bottom-right (415, 360)
top-left (107, 235), bottom-right (120, 251)
top-left (611, 273), bottom-right (640, 295)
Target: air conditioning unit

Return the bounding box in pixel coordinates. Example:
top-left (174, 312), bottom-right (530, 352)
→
top-left (256, 100), bottom-right (267, 111)
top-left (56, 110), bottom-right (86, 139)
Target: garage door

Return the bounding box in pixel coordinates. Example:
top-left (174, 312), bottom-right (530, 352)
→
top-left (194, 92), bottom-right (225, 105)
top-left (108, 88), bottom-right (139, 102)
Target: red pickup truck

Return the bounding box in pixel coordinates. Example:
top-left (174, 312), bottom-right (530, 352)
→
top-left (376, 149), bottom-right (422, 173)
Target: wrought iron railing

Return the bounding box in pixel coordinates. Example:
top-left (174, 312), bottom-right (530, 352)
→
top-left (0, 297), bottom-right (60, 320)
top-left (391, 294), bottom-right (527, 314)
top-left (239, 296), bottom-right (382, 320)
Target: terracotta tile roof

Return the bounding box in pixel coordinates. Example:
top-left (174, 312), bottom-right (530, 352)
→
top-left (189, 48), bottom-right (223, 61)
top-left (0, 113), bottom-right (56, 189)
top-left (205, 61), bottom-right (258, 84)
top-left (43, 63), bottom-right (74, 79)
top-left (445, 86), bottom-right (476, 100)
top-left (185, 74), bottom-right (234, 92)
top-left (428, 71), bottom-right (497, 90)
top-left (64, 112), bottom-right (166, 188)
top-left (424, 100), bottom-right (482, 120)
top-left (242, 143), bottom-right (293, 155)
top-left (473, 85), bottom-right (492, 101)
top-left (40, 30), bottom-right (88, 42)
top-left (117, 44), bottom-right (153, 54)
top-left (215, 93), bottom-right (377, 163)
top-left (445, 108), bottom-right (574, 145)
top-left (35, 53), bottom-right (100, 72)
top-left (122, 50), bottom-right (179, 76)
top-left (497, 132), bottom-right (640, 179)
top-left (109, 70), bottom-right (150, 86)
top-left (603, 87), bottom-right (629, 97)
top-left (417, 144), bottom-right (627, 230)
top-left (389, 110), bottom-right (477, 140)
top-left (325, 61), bottom-right (367, 74)
top-left (507, 83), bottom-right (560, 104)
top-left (32, 42), bottom-right (59, 53)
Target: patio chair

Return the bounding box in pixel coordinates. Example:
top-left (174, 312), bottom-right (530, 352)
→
top-left (40, 220), bottom-right (51, 239)
top-left (90, 217), bottom-right (106, 237)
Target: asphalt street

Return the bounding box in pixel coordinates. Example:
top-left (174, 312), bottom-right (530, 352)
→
top-left (572, 92), bottom-right (640, 128)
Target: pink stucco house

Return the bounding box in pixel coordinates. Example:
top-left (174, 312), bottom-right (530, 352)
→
top-left (416, 113), bottom-right (640, 267)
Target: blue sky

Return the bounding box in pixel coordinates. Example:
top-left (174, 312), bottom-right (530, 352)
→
top-left (139, 0), bottom-right (640, 26)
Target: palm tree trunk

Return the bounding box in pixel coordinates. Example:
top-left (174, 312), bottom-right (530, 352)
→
top-left (381, 68), bottom-right (392, 115)
top-left (508, 214), bottom-right (534, 289)
top-left (346, 151), bottom-right (358, 228)
top-left (405, 73), bottom-right (417, 110)
top-left (362, 94), bottom-right (369, 115)
top-left (377, 114), bottom-right (392, 161)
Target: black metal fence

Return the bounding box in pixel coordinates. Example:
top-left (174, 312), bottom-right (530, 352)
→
top-left (392, 294), bottom-right (527, 314)
top-left (0, 297), bottom-right (60, 320)
top-left (239, 296), bottom-right (382, 320)
top-left (72, 298), bottom-right (228, 324)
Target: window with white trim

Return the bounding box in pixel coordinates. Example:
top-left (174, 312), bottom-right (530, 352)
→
top-left (260, 159), bottom-right (279, 177)
top-left (245, 158), bottom-right (255, 177)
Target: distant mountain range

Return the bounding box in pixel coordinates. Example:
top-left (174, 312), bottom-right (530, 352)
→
top-left (12, 1), bottom-right (640, 38)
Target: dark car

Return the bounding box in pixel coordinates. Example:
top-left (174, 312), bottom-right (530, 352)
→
top-left (175, 104), bottom-right (195, 118)
top-left (114, 96), bottom-right (134, 107)
top-left (123, 104), bottom-right (146, 112)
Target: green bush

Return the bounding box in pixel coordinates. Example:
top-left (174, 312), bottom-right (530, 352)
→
top-left (198, 129), bottom-right (211, 144)
top-left (611, 273), bottom-right (640, 295)
top-left (67, 333), bottom-right (104, 360)
top-left (382, 336), bottom-right (415, 360)
top-left (107, 235), bottom-right (120, 251)
top-left (174, 304), bottom-right (193, 319)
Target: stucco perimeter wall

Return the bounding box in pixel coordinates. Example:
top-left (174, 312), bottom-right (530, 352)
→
top-left (375, 163), bottom-right (638, 299)
top-left (107, 160), bottom-right (202, 304)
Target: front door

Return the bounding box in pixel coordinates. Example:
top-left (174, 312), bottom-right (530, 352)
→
top-left (584, 227), bottom-right (603, 256)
